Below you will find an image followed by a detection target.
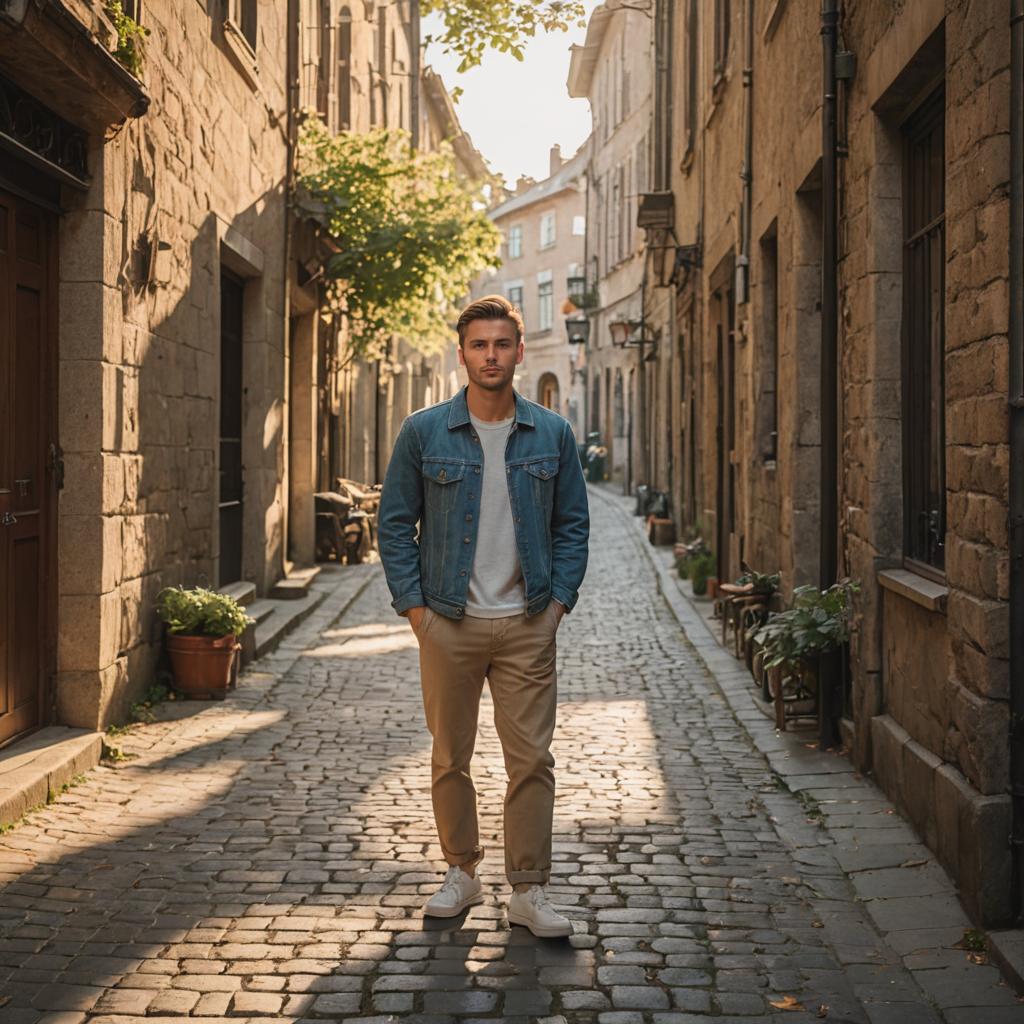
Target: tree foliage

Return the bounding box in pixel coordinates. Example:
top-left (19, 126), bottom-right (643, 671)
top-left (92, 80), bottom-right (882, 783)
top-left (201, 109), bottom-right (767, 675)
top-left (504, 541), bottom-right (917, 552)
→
top-left (422, 0), bottom-right (586, 74)
top-left (296, 117), bottom-right (501, 358)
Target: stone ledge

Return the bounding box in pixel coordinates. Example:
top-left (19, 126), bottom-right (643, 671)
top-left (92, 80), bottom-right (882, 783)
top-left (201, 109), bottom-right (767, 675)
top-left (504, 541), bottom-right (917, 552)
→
top-left (878, 567), bottom-right (948, 612)
top-left (0, 726), bottom-right (102, 827)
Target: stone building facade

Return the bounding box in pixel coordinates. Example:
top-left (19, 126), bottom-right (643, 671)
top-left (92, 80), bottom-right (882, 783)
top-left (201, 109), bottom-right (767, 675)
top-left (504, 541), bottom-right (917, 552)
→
top-left (0, 0), bottom-right (292, 741)
top-left (0, 0), bottom-right (479, 750)
top-left (568, 1), bottom-right (654, 487)
top-left (470, 144), bottom-right (587, 436)
top-left (631, 0), bottom-right (1016, 923)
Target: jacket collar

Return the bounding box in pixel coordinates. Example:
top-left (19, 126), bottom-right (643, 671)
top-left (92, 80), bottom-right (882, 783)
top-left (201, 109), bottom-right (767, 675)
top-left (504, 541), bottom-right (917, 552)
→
top-left (447, 385), bottom-right (535, 430)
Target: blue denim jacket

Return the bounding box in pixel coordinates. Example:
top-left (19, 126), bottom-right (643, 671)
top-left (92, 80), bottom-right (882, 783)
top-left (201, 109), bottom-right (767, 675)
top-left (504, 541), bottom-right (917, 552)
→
top-left (378, 387), bottom-right (589, 620)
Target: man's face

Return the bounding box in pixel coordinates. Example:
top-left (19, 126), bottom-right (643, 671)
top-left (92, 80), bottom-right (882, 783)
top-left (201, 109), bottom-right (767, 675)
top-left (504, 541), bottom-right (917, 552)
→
top-left (458, 318), bottom-right (524, 393)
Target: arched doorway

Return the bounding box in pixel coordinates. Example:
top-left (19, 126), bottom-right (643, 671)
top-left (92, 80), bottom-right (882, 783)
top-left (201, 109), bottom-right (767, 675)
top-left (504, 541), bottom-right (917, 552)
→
top-left (537, 372), bottom-right (560, 411)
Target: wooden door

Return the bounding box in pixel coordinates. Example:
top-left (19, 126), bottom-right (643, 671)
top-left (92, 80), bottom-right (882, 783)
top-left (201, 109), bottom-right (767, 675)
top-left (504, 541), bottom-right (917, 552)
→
top-left (0, 189), bottom-right (56, 746)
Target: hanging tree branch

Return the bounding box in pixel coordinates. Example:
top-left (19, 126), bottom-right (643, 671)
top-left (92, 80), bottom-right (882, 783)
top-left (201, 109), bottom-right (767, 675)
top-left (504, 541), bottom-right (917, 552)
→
top-left (420, 0), bottom-right (587, 73)
top-left (296, 116), bottom-right (501, 359)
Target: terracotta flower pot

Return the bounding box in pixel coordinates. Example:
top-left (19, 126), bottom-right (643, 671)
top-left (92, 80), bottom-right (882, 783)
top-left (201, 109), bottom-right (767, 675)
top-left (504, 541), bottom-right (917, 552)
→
top-left (166, 633), bottom-right (239, 698)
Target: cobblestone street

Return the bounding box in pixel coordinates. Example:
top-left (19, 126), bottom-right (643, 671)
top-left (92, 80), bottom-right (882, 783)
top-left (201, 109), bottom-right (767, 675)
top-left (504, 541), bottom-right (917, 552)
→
top-left (1, 489), bottom-right (1021, 1024)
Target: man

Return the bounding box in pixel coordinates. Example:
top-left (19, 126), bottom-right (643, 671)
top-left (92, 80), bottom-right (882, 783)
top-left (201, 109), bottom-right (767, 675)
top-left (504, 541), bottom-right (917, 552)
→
top-left (378, 295), bottom-right (589, 938)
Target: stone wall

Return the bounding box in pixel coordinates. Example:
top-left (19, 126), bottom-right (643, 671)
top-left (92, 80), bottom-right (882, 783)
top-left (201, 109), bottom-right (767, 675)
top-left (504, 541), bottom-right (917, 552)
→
top-left (56, 1), bottom-right (290, 728)
top-left (654, 0), bottom-right (1014, 923)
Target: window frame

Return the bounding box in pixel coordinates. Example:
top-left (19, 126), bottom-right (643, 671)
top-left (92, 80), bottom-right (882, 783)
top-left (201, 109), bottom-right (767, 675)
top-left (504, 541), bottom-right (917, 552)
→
top-left (537, 274), bottom-right (554, 331)
top-left (507, 224), bottom-right (523, 260)
top-left (539, 212), bottom-right (557, 250)
top-left (900, 86), bottom-right (946, 578)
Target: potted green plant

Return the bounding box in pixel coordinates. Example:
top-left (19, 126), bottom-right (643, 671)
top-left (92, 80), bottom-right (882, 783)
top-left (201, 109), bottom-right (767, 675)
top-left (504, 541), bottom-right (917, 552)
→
top-left (754, 579), bottom-right (859, 726)
top-left (156, 586), bottom-right (253, 698)
top-left (690, 551), bottom-right (717, 596)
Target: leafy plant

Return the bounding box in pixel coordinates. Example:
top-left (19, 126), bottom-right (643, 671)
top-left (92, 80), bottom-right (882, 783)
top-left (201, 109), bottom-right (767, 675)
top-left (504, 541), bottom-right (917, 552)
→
top-left (105, 1), bottom-right (149, 77)
top-left (755, 579), bottom-right (860, 671)
top-left (422, 0), bottom-right (587, 75)
top-left (296, 118), bottom-right (501, 359)
top-left (690, 551), bottom-right (717, 596)
top-left (736, 565), bottom-right (781, 595)
top-left (156, 587), bottom-right (253, 638)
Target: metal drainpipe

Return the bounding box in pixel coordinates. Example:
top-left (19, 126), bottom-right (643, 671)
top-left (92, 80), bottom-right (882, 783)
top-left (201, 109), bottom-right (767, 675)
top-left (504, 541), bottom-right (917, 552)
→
top-left (1008, 0), bottom-right (1024, 924)
top-left (409, 0), bottom-right (420, 150)
top-left (737, 0), bottom-right (754, 304)
top-left (819, 0), bottom-right (841, 748)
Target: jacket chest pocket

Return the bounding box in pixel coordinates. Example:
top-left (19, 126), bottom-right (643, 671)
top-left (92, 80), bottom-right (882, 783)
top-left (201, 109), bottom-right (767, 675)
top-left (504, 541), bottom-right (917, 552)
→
top-left (422, 460), bottom-right (468, 515)
top-left (524, 458), bottom-right (560, 511)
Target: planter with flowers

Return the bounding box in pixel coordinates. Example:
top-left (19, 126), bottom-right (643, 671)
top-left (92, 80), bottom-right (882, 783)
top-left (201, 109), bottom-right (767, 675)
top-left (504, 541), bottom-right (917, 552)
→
top-left (156, 587), bottom-right (253, 699)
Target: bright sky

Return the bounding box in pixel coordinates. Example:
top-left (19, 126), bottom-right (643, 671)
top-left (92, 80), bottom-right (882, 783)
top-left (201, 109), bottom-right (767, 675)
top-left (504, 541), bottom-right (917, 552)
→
top-left (422, 4), bottom-right (600, 186)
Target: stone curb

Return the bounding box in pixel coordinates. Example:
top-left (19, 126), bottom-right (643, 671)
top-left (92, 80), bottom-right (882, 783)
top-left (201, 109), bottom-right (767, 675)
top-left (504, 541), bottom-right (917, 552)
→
top-left (589, 483), bottom-right (1024, 1005)
top-left (0, 726), bottom-right (103, 828)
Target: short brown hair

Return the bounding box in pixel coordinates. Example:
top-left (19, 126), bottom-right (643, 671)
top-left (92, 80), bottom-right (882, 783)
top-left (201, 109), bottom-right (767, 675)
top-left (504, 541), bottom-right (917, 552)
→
top-left (456, 294), bottom-right (524, 346)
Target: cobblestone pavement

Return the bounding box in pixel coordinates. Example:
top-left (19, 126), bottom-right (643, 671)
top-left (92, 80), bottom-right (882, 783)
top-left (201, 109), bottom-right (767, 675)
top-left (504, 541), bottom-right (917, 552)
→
top-left (1, 490), bottom-right (1022, 1024)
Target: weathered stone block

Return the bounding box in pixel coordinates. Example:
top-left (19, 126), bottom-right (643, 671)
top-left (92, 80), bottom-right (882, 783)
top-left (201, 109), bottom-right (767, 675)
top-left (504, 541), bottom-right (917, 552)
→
top-left (870, 713), bottom-right (909, 808)
top-left (949, 681), bottom-right (1009, 795)
top-left (947, 590), bottom-right (1009, 658)
top-left (58, 591), bottom-right (121, 673)
top-left (902, 737), bottom-right (942, 849)
top-left (60, 452), bottom-right (125, 517)
top-left (958, 789), bottom-right (1013, 927)
top-left (58, 514), bottom-right (122, 596)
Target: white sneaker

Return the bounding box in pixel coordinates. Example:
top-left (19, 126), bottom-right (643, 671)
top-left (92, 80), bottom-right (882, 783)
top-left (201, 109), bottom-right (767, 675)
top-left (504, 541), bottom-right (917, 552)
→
top-left (423, 865), bottom-right (483, 918)
top-left (507, 885), bottom-right (572, 938)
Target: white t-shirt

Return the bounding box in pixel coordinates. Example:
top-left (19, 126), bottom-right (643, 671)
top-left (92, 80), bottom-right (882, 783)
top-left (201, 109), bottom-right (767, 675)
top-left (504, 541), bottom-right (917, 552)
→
top-left (465, 414), bottom-right (526, 618)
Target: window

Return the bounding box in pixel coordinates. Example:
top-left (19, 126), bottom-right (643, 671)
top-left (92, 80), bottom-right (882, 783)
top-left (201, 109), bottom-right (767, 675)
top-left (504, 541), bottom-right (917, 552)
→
top-left (507, 284), bottom-right (524, 310)
top-left (537, 273), bottom-right (554, 331)
top-left (572, 215), bottom-right (586, 236)
top-left (902, 87), bottom-right (946, 573)
top-left (758, 225), bottom-right (779, 462)
top-left (230, 0), bottom-right (258, 52)
top-left (714, 0), bottom-right (730, 78)
top-left (539, 212), bottom-right (556, 249)
top-left (683, 0), bottom-right (698, 163)
top-left (507, 224), bottom-right (523, 259)
top-left (337, 7), bottom-right (352, 129)
top-left (317, 0), bottom-right (332, 120)
top-left (377, 5), bottom-right (388, 127)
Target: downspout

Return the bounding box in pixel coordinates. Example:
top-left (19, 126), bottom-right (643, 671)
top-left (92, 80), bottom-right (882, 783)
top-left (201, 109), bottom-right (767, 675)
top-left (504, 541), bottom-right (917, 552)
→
top-left (737, 0), bottom-right (754, 304)
top-left (1008, 0), bottom-right (1024, 924)
top-left (409, 0), bottom-right (420, 150)
top-left (819, 0), bottom-right (841, 748)
top-left (283, 0), bottom-right (300, 575)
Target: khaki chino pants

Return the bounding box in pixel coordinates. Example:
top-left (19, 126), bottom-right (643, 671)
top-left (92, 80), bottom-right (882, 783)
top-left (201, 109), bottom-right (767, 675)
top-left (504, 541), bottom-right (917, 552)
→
top-left (413, 603), bottom-right (560, 886)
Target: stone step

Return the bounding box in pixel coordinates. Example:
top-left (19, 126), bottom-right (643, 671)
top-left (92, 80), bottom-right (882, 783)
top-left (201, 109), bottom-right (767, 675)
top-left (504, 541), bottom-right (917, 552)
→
top-left (218, 580), bottom-right (258, 606)
top-left (253, 588), bottom-right (327, 660)
top-left (269, 566), bottom-right (321, 601)
top-left (0, 727), bottom-right (103, 828)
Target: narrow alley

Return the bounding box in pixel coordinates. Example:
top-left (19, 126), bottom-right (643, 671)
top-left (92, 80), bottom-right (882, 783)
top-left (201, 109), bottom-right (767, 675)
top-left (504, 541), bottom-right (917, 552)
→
top-left (0, 490), bottom-right (1018, 1024)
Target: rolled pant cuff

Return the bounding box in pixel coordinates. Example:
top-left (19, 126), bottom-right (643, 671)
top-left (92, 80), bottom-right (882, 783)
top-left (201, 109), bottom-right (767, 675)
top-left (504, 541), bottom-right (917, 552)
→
top-left (508, 869), bottom-right (548, 885)
top-left (445, 846), bottom-right (485, 870)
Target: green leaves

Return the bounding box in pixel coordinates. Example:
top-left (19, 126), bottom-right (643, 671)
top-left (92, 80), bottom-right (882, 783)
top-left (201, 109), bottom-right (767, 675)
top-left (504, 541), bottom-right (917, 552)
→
top-left (104, 1), bottom-right (149, 78)
top-left (755, 579), bottom-right (860, 671)
top-left (296, 118), bottom-right (501, 359)
top-left (156, 587), bottom-right (253, 639)
top-left (422, 0), bottom-right (587, 74)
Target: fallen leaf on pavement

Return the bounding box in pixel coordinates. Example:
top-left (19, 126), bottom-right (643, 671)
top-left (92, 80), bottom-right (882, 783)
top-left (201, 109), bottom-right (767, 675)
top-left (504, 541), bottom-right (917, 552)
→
top-left (816, 1004), bottom-right (829, 1018)
top-left (769, 995), bottom-right (804, 1011)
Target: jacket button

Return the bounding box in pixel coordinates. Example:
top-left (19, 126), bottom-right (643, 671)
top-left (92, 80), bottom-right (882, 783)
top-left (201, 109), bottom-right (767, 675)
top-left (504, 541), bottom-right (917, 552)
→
top-left (541, 470), bottom-right (548, 478)
top-left (463, 536), bottom-right (470, 543)
top-left (460, 569), bottom-right (466, 576)
top-left (474, 467), bottom-right (481, 474)
top-left (465, 514), bottom-right (472, 522)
